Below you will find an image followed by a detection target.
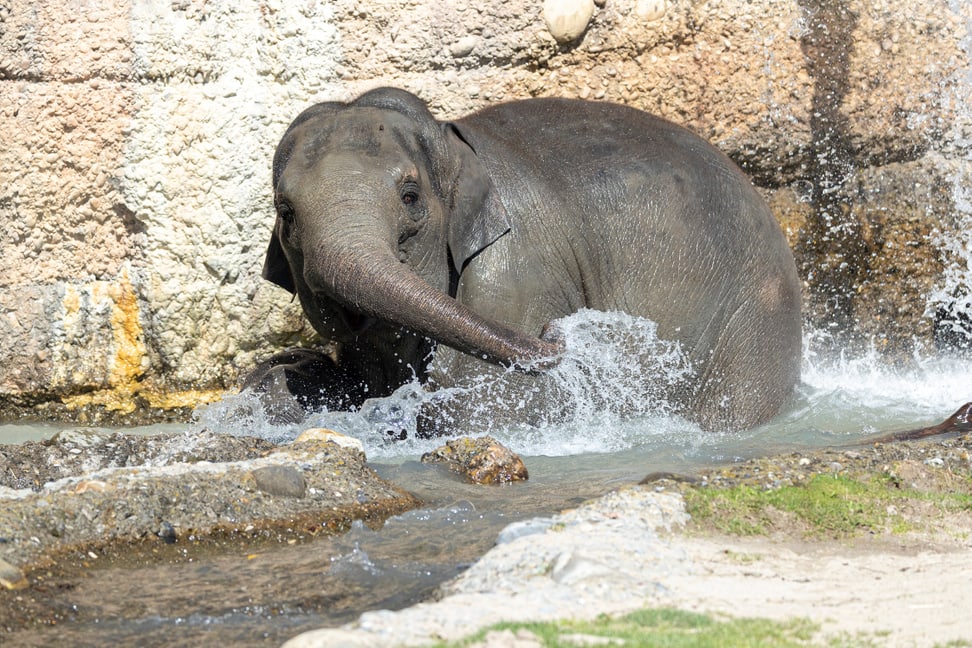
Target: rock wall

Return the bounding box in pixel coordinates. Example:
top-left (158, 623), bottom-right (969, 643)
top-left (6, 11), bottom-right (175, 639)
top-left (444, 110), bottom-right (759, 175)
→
top-left (0, 0), bottom-right (970, 420)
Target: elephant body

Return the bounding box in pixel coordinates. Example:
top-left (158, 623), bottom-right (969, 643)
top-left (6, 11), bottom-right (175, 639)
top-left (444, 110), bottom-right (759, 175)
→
top-left (244, 88), bottom-right (801, 432)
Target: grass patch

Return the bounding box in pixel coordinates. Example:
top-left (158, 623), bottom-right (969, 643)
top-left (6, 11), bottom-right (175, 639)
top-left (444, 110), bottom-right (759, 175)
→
top-left (684, 472), bottom-right (972, 538)
top-left (440, 608), bottom-right (829, 647)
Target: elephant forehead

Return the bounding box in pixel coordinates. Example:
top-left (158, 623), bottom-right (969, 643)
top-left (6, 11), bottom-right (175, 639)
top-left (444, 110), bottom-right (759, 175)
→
top-left (291, 109), bottom-right (418, 164)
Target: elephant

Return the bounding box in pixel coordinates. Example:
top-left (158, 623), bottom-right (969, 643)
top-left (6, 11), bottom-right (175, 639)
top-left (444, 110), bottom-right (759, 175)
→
top-left (243, 87), bottom-right (802, 433)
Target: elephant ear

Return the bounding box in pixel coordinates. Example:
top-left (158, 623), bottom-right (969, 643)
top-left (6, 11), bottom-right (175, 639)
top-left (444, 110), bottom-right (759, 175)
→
top-left (262, 228), bottom-right (296, 294)
top-left (444, 123), bottom-right (512, 272)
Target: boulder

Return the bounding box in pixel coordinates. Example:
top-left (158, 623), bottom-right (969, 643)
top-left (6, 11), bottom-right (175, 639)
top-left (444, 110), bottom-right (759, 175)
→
top-left (422, 436), bottom-right (529, 485)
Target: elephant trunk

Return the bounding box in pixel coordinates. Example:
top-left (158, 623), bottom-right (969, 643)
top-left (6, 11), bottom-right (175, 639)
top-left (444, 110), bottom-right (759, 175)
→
top-left (309, 239), bottom-right (561, 371)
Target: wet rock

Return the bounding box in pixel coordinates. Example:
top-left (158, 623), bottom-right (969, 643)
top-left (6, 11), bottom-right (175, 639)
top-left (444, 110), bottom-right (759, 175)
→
top-left (158, 520), bottom-right (177, 544)
top-left (421, 436), bottom-right (529, 485)
top-left (543, 0), bottom-right (596, 44)
top-left (496, 517), bottom-right (557, 544)
top-left (48, 427), bottom-right (112, 448)
top-left (250, 464), bottom-right (307, 498)
top-left (0, 430), bottom-right (421, 573)
top-left (295, 428), bottom-right (365, 453)
top-left (0, 429), bottom-right (276, 491)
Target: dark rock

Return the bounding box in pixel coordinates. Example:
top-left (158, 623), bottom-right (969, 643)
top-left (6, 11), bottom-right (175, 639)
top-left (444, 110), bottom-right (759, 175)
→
top-left (250, 465), bottom-right (307, 498)
top-left (158, 520), bottom-right (177, 544)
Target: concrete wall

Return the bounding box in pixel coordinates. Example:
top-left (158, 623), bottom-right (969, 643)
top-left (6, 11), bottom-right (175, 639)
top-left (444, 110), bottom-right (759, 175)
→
top-left (1, 0), bottom-right (970, 419)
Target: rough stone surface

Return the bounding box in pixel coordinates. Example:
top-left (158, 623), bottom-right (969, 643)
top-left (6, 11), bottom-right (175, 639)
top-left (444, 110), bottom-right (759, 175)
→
top-left (421, 435), bottom-right (530, 484)
top-left (0, 430), bottom-right (421, 571)
top-left (0, 427), bottom-right (274, 491)
top-left (1, 0), bottom-right (970, 417)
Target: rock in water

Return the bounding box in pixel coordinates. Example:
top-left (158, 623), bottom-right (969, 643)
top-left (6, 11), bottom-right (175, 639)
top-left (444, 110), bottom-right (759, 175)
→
top-left (421, 436), bottom-right (529, 485)
top-left (295, 428), bottom-right (366, 453)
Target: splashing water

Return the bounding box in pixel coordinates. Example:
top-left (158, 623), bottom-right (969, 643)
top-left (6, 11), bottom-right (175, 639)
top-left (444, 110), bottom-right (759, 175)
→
top-left (926, 162), bottom-right (972, 349)
top-left (194, 310), bottom-right (696, 458)
top-left (193, 308), bottom-right (972, 461)
top-left (924, 7), bottom-right (972, 350)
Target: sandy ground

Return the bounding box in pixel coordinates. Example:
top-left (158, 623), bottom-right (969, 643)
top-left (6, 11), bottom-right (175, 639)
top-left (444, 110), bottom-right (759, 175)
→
top-left (668, 534), bottom-right (972, 646)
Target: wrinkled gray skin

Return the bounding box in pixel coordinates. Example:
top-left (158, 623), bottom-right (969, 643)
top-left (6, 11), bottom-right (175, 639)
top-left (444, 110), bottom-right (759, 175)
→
top-left (244, 87), bottom-right (801, 434)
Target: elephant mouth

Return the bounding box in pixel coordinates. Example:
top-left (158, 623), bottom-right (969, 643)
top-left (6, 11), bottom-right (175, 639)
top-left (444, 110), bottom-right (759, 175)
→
top-left (311, 293), bottom-right (376, 335)
top-left (335, 303), bottom-right (376, 335)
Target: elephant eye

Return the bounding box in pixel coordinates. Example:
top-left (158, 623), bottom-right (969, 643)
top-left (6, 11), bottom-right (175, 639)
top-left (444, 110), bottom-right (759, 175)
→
top-left (276, 200), bottom-right (295, 224)
top-left (400, 180), bottom-right (421, 206)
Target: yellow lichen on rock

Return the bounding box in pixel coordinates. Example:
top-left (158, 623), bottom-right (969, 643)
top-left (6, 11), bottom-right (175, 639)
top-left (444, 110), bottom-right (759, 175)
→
top-left (142, 388), bottom-right (225, 410)
top-left (106, 268), bottom-right (146, 394)
top-left (60, 268), bottom-right (147, 415)
top-left (421, 435), bottom-right (529, 485)
top-left (0, 558), bottom-right (28, 591)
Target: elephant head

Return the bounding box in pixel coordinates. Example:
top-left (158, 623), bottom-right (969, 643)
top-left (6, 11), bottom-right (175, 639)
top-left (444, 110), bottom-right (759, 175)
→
top-left (262, 87), bottom-right (562, 371)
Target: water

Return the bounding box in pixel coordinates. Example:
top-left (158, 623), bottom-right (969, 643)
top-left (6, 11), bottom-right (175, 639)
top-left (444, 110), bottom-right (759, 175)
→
top-left (3, 312), bottom-right (971, 646)
top-left (195, 311), bottom-right (971, 461)
top-left (196, 310), bottom-right (698, 457)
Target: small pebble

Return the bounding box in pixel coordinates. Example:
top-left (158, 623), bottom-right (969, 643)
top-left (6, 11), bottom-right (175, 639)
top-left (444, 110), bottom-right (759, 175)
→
top-left (450, 35), bottom-right (478, 57)
top-left (251, 465), bottom-right (307, 498)
top-left (158, 521), bottom-right (177, 543)
top-left (0, 558), bottom-right (27, 590)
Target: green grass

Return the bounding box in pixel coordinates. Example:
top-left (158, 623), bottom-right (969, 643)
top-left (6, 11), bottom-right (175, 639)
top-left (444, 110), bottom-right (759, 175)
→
top-left (439, 608), bottom-right (832, 647)
top-left (684, 473), bottom-right (972, 538)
